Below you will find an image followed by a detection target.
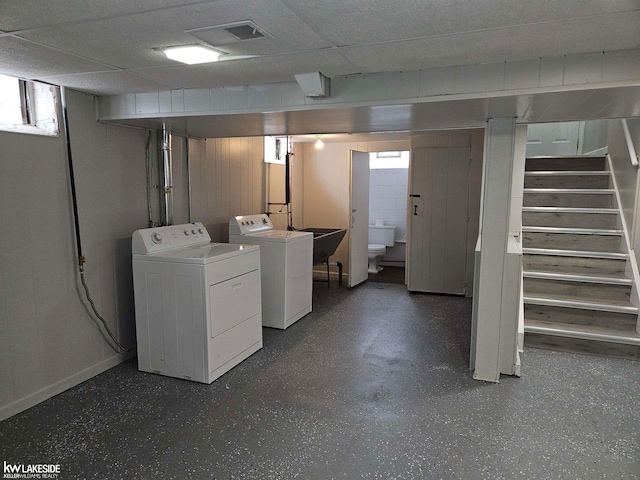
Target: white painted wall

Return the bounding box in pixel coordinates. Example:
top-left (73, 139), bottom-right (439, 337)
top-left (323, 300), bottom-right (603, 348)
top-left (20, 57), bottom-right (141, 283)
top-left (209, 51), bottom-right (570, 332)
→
top-left (0, 92), bottom-right (269, 419)
top-left (263, 143), bottom-right (304, 232)
top-left (0, 89), bottom-right (147, 420)
top-left (189, 136), bottom-right (265, 241)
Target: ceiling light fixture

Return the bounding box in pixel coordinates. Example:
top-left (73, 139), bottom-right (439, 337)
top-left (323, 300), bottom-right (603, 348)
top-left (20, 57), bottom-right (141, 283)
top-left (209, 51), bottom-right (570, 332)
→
top-left (162, 45), bottom-right (221, 65)
top-left (315, 136), bottom-right (324, 149)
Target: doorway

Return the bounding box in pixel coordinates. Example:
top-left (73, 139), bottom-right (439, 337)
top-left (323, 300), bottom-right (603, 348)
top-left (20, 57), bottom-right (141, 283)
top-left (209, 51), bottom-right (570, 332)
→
top-left (367, 151), bottom-right (410, 285)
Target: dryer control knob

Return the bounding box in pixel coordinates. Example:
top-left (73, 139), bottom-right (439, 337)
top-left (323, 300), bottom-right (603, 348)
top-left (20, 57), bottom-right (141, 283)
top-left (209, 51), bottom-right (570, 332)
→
top-left (184, 230), bottom-right (190, 236)
top-left (151, 233), bottom-right (163, 244)
top-left (192, 229), bottom-right (197, 234)
top-left (198, 228), bottom-right (203, 234)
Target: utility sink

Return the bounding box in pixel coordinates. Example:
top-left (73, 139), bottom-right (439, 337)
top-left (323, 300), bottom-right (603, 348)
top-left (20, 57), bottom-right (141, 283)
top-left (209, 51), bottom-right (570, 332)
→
top-left (299, 228), bottom-right (347, 265)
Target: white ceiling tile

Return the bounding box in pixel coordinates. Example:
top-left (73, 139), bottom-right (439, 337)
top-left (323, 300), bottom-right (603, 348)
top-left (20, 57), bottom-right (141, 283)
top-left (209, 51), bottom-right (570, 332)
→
top-left (2, 0), bottom-right (639, 119)
top-left (36, 71), bottom-right (174, 95)
top-left (283, 0), bottom-right (640, 46)
top-left (18, 0), bottom-right (331, 69)
top-left (341, 13), bottom-right (640, 73)
top-left (0, 0), bottom-right (206, 31)
top-left (0, 36), bottom-right (117, 79)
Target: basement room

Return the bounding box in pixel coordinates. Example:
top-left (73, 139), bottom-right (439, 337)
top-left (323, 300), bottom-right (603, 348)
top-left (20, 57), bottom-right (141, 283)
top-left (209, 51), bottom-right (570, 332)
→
top-left (1, 1), bottom-right (640, 478)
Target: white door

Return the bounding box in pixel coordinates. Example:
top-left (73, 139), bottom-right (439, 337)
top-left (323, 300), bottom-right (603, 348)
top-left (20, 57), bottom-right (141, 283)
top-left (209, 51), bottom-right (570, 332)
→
top-left (407, 146), bottom-right (470, 294)
top-left (349, 150), bottom-right (370, 288)
top-left (526, 121), bottom-right (583, 157)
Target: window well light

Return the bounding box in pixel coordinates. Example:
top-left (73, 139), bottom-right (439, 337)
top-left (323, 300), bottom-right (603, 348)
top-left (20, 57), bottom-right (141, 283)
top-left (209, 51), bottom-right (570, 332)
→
top-left (315, 136), bottom-right (324, 149)
top-left (163, 45), bottom-right (221, 65)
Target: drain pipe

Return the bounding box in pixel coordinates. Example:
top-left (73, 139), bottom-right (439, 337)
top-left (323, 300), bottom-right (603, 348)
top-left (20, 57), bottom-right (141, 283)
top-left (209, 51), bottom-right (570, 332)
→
top-left (60, 86), bottom-right (129, 352)
top-left (145, 129), bottom-right (155, 227)
top-left (186, 137), bottom-right (192, 222)
top-left (160, 123), bottom-right (173, 226)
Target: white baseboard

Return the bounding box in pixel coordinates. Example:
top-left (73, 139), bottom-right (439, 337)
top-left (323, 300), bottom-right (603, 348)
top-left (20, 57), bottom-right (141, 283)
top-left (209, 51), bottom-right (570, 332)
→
top-left (0, 351), bottom-right (135, 421)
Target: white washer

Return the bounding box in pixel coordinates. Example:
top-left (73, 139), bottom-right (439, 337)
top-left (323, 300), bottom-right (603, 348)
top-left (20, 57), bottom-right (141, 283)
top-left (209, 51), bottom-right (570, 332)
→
top-left (229, 214), bottom-right (313, 330)
top-left (132, 222), bottom-right (262, 384)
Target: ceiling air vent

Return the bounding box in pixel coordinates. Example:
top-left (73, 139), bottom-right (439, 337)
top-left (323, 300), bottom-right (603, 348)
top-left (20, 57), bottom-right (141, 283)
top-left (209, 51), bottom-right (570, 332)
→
top-left (186, 20), bottom-right (272, 47)
top-left (224, 24), bottom-right (265, 41)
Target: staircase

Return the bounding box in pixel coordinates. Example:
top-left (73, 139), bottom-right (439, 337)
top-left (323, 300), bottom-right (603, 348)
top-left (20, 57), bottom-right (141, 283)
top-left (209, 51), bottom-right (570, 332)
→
top-left (522, 155), bottom-right (640, 360)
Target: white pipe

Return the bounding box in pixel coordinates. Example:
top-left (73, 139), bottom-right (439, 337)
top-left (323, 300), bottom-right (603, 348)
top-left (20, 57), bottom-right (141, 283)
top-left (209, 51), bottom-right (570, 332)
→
top-left (621, 119), bottom-right (639, 167)
top-left (186, 137), bottom-right (192, 223)
top-left (160, 123), bottom-right (173, 226)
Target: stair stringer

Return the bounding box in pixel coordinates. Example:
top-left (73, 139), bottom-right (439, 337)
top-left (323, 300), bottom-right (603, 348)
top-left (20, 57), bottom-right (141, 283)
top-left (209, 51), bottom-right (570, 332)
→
top-left (606, 154), bottom-right (640, 333)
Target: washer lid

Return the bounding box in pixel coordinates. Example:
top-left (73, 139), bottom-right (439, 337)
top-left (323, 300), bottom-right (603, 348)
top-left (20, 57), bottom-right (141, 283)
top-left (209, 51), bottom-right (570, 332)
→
top-left (134, 242), bottom-right (259, 264)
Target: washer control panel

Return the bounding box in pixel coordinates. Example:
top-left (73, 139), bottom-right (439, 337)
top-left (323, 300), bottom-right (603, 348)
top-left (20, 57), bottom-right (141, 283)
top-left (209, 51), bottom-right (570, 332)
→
top-left (229, 214), bottom-right (273, 235)
top-left (132, 222), bottom-right (211, 254)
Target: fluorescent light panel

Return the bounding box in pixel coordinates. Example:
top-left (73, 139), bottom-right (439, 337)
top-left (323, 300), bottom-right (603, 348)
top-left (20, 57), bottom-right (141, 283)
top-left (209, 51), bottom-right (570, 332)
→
top-left (163, 45), bottom-right (220, 65)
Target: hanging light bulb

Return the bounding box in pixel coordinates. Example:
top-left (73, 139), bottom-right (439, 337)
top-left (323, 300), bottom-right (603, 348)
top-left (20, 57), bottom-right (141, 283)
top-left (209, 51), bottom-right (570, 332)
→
top-left (315, 136), bottom-right (324, 149)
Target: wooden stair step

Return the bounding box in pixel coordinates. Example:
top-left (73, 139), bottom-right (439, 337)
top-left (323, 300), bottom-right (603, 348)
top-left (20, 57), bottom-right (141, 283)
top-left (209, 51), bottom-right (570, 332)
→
top-left (522, 226), bottom-right (622, 234)
top-left (523, 257), bottom-right (628, 276)
top-left (524, 302), bottom-right (637, 331)
top-left (523, 188), bottom-right (615, 194)
top-left (523, 276), bottom-right (631, 303)
top-left (524, 171), bottom-right (610, 189)
top-left (522, 207), bottom-right (618, 214)
top-left (523, 271), bottom-right (632, 285)
top-left (522, 207), bottom-right (618, 229)
top-left (522, 248), bottom-right (627, 259)
top-left (524, 319), bottom-right (640, 346)
top-left (522, 227), bottom-right (623, 252)
top-left (523, 189), bottom-right (616, 208)
top-left (523, 295), bottom-right (638, 314)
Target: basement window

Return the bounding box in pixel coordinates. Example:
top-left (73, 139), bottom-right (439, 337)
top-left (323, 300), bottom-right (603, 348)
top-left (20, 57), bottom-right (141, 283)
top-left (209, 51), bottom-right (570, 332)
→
top-left (264, 136), bottom-right (287, 164)
top-left (370, 151), bottom-right (410, 169)
top-left (0, 74), bottom-right (59, 136)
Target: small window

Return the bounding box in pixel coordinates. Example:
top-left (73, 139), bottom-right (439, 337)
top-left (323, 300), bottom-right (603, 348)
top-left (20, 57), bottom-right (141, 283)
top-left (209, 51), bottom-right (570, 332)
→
top-left (0, 73), bottom-right (59, 136)
top-left (0, 74), bottom-right (23, 124)
top-left (264, 136), bottom-right (288, 164)
top-left (370, 151), bottom-right (410, 169)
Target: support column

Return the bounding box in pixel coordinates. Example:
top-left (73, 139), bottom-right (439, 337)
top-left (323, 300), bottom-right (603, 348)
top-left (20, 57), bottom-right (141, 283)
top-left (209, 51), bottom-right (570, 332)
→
top-left (472, 118), bottom-right (518, 382)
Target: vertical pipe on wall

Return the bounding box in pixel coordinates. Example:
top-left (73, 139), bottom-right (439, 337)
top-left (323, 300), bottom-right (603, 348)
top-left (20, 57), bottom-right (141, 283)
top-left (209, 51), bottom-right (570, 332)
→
top-left (145, 129), bottom-right (155, 227)
top-left (160, 123), bottom-right (173, 226)
top-left (186, 137), bottom-right (192, 223)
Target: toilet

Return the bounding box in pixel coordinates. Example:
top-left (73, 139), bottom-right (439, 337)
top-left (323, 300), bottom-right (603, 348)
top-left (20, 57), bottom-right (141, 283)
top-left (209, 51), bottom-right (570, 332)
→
top-left (368, 224), bottom-right (396, 274)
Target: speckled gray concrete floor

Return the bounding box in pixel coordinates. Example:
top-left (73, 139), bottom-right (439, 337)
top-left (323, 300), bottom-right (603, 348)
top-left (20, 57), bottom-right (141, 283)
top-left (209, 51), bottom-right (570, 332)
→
top-left (1, 283), bottom-right (639, 479)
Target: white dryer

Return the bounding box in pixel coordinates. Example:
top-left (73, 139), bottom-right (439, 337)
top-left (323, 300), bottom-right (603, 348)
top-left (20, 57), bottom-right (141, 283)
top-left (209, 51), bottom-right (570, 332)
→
top-left (229, 214), bottom-right (313, 330)
top-left (132, 222), bottom-right (262, 384)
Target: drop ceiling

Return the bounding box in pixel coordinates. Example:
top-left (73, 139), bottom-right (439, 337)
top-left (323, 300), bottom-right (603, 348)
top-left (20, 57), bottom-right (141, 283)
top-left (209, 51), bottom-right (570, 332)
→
top-left (2, 0), bottom-right (639, 95)
top-left (1, 0), bottom-right (639, 136)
